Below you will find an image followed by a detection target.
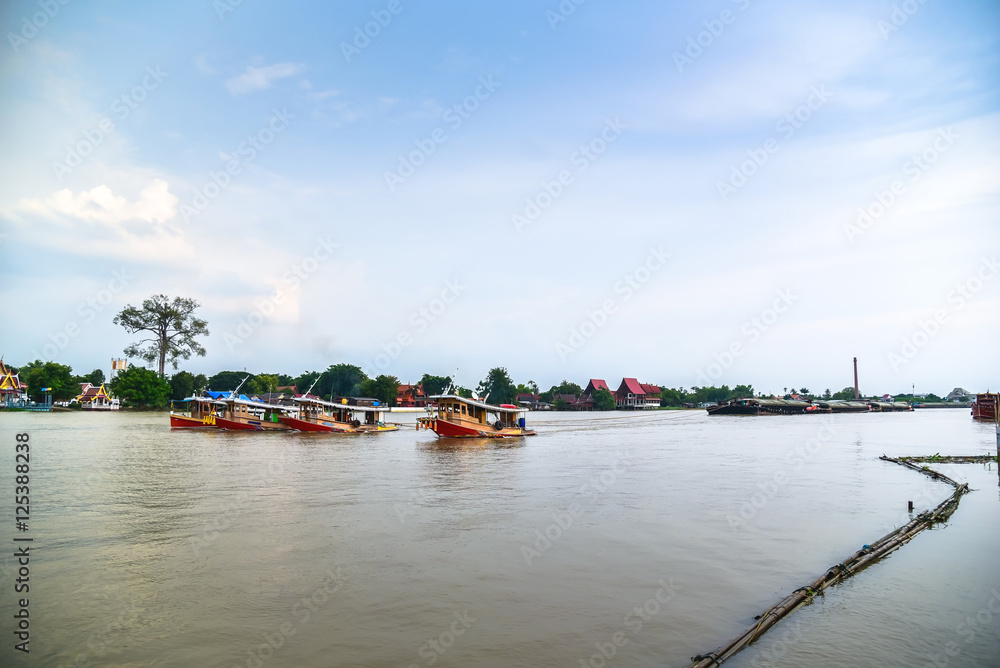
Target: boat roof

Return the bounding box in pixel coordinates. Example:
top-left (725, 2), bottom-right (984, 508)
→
top-left (291, 396), bottom-right (387, 412)
top-left (179, 395), bottom-right (225, 404)
top-left (430, 394), bottom-right (524, 413)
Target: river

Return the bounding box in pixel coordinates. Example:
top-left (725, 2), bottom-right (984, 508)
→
top-left (0, 408), bottom-right (997, 667)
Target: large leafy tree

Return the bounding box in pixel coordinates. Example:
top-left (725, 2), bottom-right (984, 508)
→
top-left (109, 366), bottom-right (171, 408)
top-left (20, 360), bottom-right (76, 401)
top-left (170, 371), bottom-right (208, 400)
top-left (592, 388), bottom-right (616, 411)
top-left (359, 374), bottom-right (400, 406)
top-left (418, 373), bottom-right (452, 397)
top-left (320, 363), bottom-right (367, 399)
top-left (477, 367), bottom-right (517, 405)
top-left (208, 371), bottom-right (250, 392)
top-left (114, 295), bottom-right (209, 376)
top-left (247, 374), bottom-right (279, 395)
top-left (72, 368), bottom-right (106, 386)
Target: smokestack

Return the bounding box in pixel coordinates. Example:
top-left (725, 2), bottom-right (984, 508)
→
top-left (853, 357), bottom-right (860, 400)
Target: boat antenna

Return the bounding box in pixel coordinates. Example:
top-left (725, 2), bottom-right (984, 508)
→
top-left (230, 375), bottom-right (250, 399)
top-left (304, 376), bottom-right (320, 397)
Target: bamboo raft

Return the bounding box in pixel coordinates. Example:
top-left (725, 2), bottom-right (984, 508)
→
top-left (685, 455), bottom-right (970, 668)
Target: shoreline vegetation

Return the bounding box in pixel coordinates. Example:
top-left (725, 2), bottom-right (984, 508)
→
top-left (3, 359), bottom-right (976, 412)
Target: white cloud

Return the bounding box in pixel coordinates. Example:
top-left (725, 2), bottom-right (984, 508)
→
top-left (19, 179), bottom-right (178, 224)
top-left (224, 62), bottom-right (304, 95)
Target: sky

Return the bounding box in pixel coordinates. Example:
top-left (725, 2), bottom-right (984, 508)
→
top-left (0, 0), bottom-right (998, 397)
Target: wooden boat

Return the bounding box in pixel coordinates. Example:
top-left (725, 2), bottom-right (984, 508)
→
top-left (707, 398), bottom-right (812, 416)
top-left (169, 396), bottom-right (223, 428)
top-left (971, 392), bottom-right (998, 421)
top-left (417, 394), bottom-right (536, 438)
top-left (279, 396), bottom-right (399, 433)
top-left (214, 395), bottom-right (296, 431)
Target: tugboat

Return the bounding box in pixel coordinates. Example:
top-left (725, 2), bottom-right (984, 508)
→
top-left (280, 395), bottom-right (399, 433)
top-left (417, 393), bottom-right (536, 438)
top-left (971, 392), bottom-right (998, 421)
top-left (169, 395), bottom-right (223, 428)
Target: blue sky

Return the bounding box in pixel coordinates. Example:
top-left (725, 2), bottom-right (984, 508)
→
top-left (0, 0), bottom-right (998, 395)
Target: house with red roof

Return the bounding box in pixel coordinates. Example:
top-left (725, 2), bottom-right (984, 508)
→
top-left (397, 383), bottom-right (428, 408)
top-left (615, 378), bottom-right (660, 410)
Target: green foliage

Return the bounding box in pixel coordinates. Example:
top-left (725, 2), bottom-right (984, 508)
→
top-left (276, 374), bottom-right (294, 386)
top-left (592, 387), bottom-right (616, 411)
top-left (109, 366), bottom-right (171, 408)
top-left (659, 387), bottom-right (687, 407)
top-left (319, 363), bottom-right (367, 399)
top-left (515, 381), bottom-right (539, 395)
top-left (418, 374), bottom-right (452, 397)
top-left (74, 368), bottom-right (105, 386)
top-left (823, 388), bottom-right (832, 399)
top-left (456, 386), bottom-right (473, 398)
top-left (247, 374), bottom-right (279, 395)
top-left (553, 398), bottom-right (571, 411)
top-left (20, 360), bottom-right (76, 401)
top-left (831, 387), bottom-right (857, 400)
top-left (114, 294), bottom-right (209, 376)
top-left (208, 371), bottom-right (250, 392)
top-left (169, 371), bottom-right (208, 401)
top-left (358, 374), bottom-right (400, 406)
top-left (293, 371), bottom-right (321, 394)
top-left (477, 367), bottom-right (517, 405)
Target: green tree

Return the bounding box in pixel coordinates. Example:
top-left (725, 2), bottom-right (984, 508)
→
top-left (110, 366), bottom-right (171, 408)
top-left (114, 295), bottom-right (209, 376)
top-left (823, 388), bottom-right (832, 399)
top-left (20, 360), bottom-right (76, 401)
top-left (592, 387), bottom-right (616, 411)
top-left (659, 387), bottom-right (686, 407)
top-left (477, 367), bottom-right (517, 405)
top-left (418, 374), bottom-right (452, 397)
top-left (208, 371), bottom-right (251, 392)
top-left (293, 371), bottom-right (321, 395)
top-left (733, 384), bottom-right (755, 398)
top-left (515, 381), bottom-right (539, 395)
top-left (79, 368), bottom-right (105, 385)
top-left (359, 374), bottom-right (401, 405)
top-left (831, 387), bottom-right (857, 400)
top-left (553, 398), bottom-right (571, 411)
top-left (247, 374), bottom-right (279, 395)
top-left (169, 371), bottom-right (208, 401)
top-left (320, 364), bottom-right (368, 398)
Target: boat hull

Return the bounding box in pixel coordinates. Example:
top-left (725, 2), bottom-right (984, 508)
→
top-left (419, 417), bottom-right (534, 438)
top-left (170, 413), bottom-right (216, 428)
top-left (279, 415), bottom-right (352, 432)
top-left (215, 416), bottom-right (291, 431)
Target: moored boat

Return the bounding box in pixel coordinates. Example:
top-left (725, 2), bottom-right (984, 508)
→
top-left (169, 395), bottom-right (223, 428)
top-left (215, 395), bottom-right (296, 431)
top-left (417, 394), bottom-right (536, 438)
top-left (971, 392), bottom-right (998, 421)
top-left (280, 396), bottom-right (399, 433)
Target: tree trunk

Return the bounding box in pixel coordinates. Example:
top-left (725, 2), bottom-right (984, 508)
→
top-left (159, 347), bottom-right (166, 377)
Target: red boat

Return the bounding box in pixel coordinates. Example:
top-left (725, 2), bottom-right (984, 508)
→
top-left (214, 396), bottom-right (294, 431)
top-left (971, 392), bottom-right (998, 421)
top-left (279, 396), bottom-right (399, 433)
top-left (418, 394), bottom-right (536, 438)
top-left (169, 396), bottom-right (222, 428)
